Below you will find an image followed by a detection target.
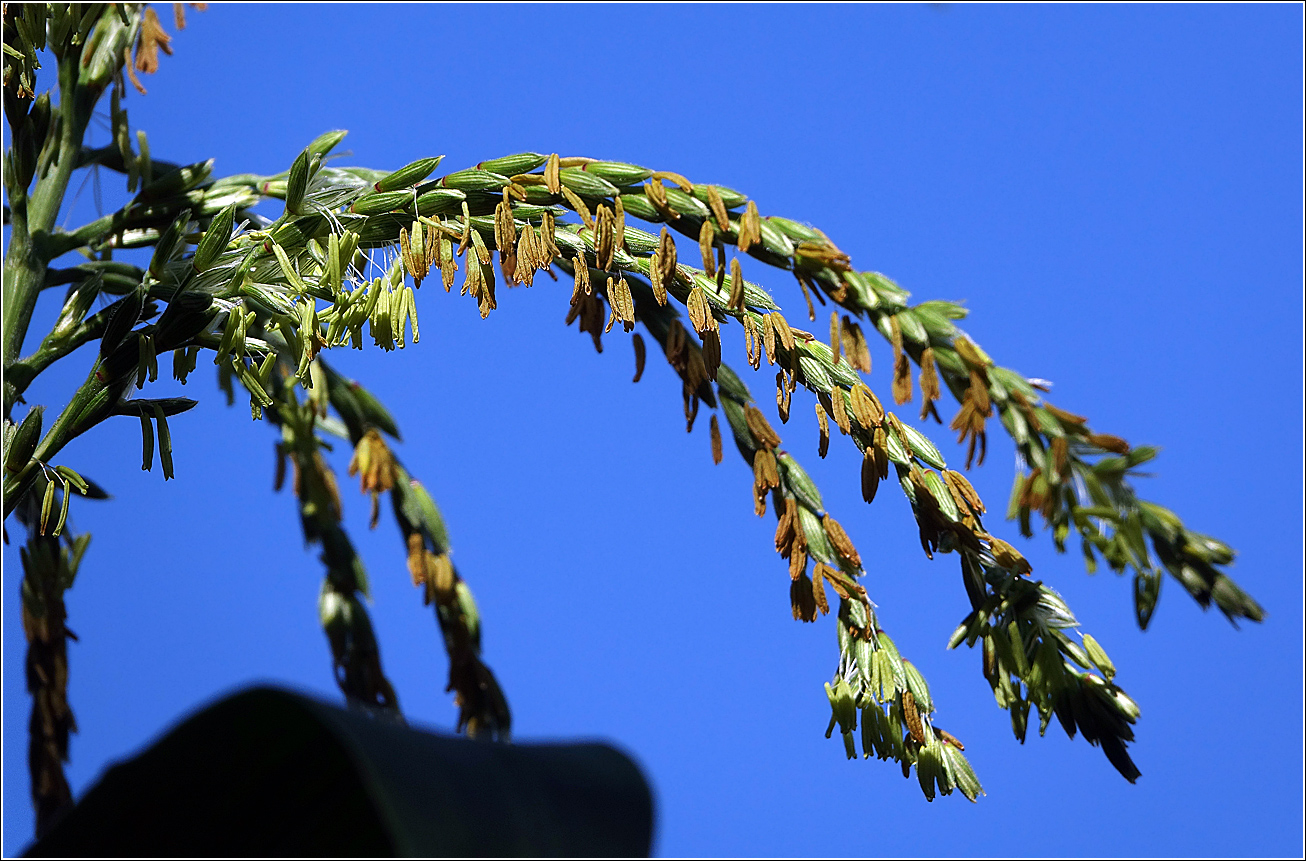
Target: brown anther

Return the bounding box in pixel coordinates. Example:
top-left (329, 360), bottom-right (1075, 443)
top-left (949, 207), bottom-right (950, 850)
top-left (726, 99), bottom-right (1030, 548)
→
top-left (935, 728), bottom-right (965, 751)
top-left (861, 447), bottom-right (881, 503)
top-left (613, 195), bottom-right (627, 251)
top-left (810, 566), bottom-right (830, 616)
top-left (644, 179), bottom-right (672, 217)
top-left (954, 336), bottom-right (987, 369)
top-left (815, 403), bottom-right (830, 459)
top-left (570, 253), bottom-right (591, 302)
top-left (745, 404), bottom-right (782, 449)
top-left (988, 536), bottom-right (1032, 576)
top-left (744, 315), bottom-right (762, 369)
top-left (540, 211), bottom-right (560, 262)
top-left (561, 186), bottom-right (593, 230)
top-left (705, 185), bottom-right (730, 231)
top-left (795, 273), bottom-right (817, 321)
top-left (648, 250), bottom-right (666, 306)
top-left (632, 332), bottom-right (646, 382)
top-left (710, 414), bottom-right (723, 465)
top-left (700, 330), bottom-right (721, 381)
top-left (124, 46), bottom-right (146, 94)
top-left (440, 235), bottom-right (458, 292)
top-left (762, 313), bottom-right (778, 365)
top-left (841, 316), bottom-right (871, 374)
top-left (1086, 432), bottom-right (1130, 454)
top-left (514, 225), bottom-right (537, 287)
top-left (890, 324), bottom-right (913, 406)
top-left (788, 533), bottom-right (809, 581)
top-left (698, 220), bottom-right (716, 277)
top-left (830, 388), bottom-right (851, 435)
top-left (656, 227), bottom-right (677, 282)
top-left (871, 425), bottom-right (890, 478)
top-left (595, 204), bottom-right (615, 271)
top-left (1050, 435), bottom-right (1069, 480)
top-left (902, 690), bottom-right (926, 743)
top-left (774, 497), bottom-right (796, 553)
top-left (942, 469), bottom-right (985, 515)
top-left (738, 200), bottom-right (762, 253)
top-left (544, 153), bottom-right (561, 195)
top-left (770, 312), bottom-right (795, 352)
top-left (407, 533), bottom-right (426, 587)
top-left (494, 196), bottom-right (518, 284)
top-left (728, 257), bottom-right (746, 311)
top-left (791, 574), bottom-right (818, 622)
top-left (686, 285), bottom-right (716, 335)
top-left (752, 448), bottom-right (780, 512)
top-left (850, 383), bottom-right (884, 430)
top-left (1044, 402), bottom-right (1088, 428)
top-left (135, 7), bottom-right (173, 76)
top-left (822, 515), bottom-right (861, 568)
top-left (651, 170), bottom-right (693, 192)
top-left (427, 552), bottom-right (456, 604)
top-left (920, 346), bottom-right (941, 404)
top-left (399, 227), bottom-right (416, 280)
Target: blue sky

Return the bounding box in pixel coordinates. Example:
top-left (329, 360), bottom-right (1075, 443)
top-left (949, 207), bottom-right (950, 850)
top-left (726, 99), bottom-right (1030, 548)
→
top-left (3, 4), bottom-right (1302, 856)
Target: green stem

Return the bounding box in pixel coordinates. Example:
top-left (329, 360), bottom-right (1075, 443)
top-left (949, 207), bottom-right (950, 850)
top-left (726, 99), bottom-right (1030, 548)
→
top-left (3, 45), bottom-right (95, 400)
top-left (5, 310), bottom-right (109, 411)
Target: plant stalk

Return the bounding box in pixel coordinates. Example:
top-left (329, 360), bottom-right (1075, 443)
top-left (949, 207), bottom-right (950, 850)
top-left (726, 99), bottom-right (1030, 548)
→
top-left (3, 45), bottom-right (95, 410)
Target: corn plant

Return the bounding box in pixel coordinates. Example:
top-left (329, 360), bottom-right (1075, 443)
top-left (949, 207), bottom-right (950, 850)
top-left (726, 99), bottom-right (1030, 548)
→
top-left (1, 4), bottom-right (1266, 840)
